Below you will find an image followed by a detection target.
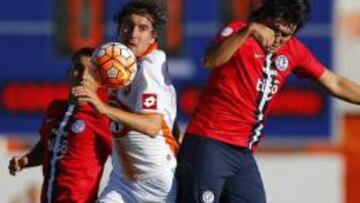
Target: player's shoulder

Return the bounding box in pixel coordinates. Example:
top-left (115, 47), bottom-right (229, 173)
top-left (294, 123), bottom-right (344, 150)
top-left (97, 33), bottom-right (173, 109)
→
top-left (47, 99), bottom-right (67, 111)
top-left (227, 19), bottom-right (246, 28)
top-left (218, 20), bottom-right (247, 38)
top-left (142, 49), bottom-right (166, 66)
top-left (285, 37), bottom-right (311, 58)
top-left (48, 99), bottom-right (66, 107)
top-left (44, 99), bottom-right (67, 117)
top-left (139, 49), bottom-right (167, 77)
top-left (135, 49), bottom-right (171, 88)
top-left (287, 36), bottom-right (306, 51)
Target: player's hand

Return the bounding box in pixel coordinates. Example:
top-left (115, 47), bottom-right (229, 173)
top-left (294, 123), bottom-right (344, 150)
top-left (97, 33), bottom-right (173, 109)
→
top-left (248, 22), bottom-right (276, 50)
top-left (8, 156), bottom-right (29, 176)
top-left (72, 85), bottom-right (106, 113)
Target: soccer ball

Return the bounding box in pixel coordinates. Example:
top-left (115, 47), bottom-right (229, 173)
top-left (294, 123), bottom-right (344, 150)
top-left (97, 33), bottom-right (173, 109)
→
top-left (91, 42), bottom-right (137, 88)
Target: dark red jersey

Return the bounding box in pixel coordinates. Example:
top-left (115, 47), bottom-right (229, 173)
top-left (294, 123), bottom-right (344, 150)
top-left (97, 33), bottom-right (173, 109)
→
top-left (186, 20), bottom-right (325, 150)
top-left (38, 100), bottom-right (111, 203)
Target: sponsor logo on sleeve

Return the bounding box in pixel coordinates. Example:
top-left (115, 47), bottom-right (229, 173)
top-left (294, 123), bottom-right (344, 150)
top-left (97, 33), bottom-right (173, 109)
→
top-left (142, 93), bottom-right (157, 110)
top-left (220, 27), bottom-right (233, 37)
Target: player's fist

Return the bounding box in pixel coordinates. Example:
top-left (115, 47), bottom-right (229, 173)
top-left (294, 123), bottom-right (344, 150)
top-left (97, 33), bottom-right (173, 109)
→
top-left (248, 22), bottom-right (275, 50)
top-left (8, 156), bottom-right (29, 176)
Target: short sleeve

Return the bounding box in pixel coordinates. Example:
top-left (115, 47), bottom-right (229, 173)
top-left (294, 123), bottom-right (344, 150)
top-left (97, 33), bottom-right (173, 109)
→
top-left (133, 51), bottom-right (168, 114)
top-left (293, 40), bottom-right (326, 79)
top-left (38, 100), bottom-right (59, 140)
top-left (38, 114), bottom-right (49, 140)
top-left (212, 20), bottom-right (247, 44)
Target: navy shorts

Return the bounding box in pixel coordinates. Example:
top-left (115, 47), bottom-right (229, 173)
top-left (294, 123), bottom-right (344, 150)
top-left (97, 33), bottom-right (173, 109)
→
top-left (175, 134), bottom-right (266, 203)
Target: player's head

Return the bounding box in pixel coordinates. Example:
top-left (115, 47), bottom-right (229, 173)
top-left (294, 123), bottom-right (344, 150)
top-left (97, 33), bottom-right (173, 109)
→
top-left (68, 47), bottom-right (98, 92)
top-left (250, 0), bottom-right (311, 52)
top-left (114, 0), bottom-right (167, 58)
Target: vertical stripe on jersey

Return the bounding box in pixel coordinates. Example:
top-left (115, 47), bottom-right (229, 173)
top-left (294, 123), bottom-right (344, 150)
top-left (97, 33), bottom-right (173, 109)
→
top-left (248, 53), bottom-right (277, 149)
top-left (161, 119), bottom-right (179, 155)
top-left (46, 104), bottom-right (75, 202)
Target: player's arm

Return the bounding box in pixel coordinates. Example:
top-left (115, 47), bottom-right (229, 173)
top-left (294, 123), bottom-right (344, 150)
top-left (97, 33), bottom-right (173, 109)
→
top-left (8, 141), bottom-right (43, 176)
top-left (100, 104), bottom-right (163, 137)
top-left (316, 69), bottom-right (360, 104)
top-left (72, 86), bottom-right (162, 137)
top-left (172, 119), bottom-right (181, 143)
top-left (203, 22), bottom-right (275, 69)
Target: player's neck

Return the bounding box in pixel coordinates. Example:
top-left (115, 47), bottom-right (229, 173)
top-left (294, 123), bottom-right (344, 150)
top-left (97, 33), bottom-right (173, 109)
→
top-left (68, 94), bottom-right (85, 107)
top-left (137, 42), bottom-right (158, 60)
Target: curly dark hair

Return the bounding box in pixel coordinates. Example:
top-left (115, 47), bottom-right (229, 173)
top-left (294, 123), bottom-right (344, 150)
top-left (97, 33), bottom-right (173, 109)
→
top-left (68, 47), bottom-right (94, 73)
top-left (250, 0), bottom-right (311, 32)
top-left (71, 47), bottom-right (94, 64)
top-left (114, 0), bottom-right (167, 43)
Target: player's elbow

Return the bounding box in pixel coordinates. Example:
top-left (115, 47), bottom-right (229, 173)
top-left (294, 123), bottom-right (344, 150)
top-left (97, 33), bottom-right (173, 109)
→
top-left (145, 125), bottom-right (161, 138)
top-left (146, 129), bottom-right (160, 138)
top-left (203, 57), bottom-right (213, 69)
top-left (144, 114), bottom-right (163, 138)
top-left (203, 56), bottom-right (220, 69)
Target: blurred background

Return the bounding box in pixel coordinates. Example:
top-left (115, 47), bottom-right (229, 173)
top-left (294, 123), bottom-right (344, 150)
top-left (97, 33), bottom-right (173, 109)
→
top-left (0, 0), bottom-right (359, 202)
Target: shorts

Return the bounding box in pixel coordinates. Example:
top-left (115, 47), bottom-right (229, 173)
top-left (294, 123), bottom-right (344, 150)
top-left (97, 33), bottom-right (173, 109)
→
top-left (175, 134), bottom-right (266, 203)
top-left (98, 171), bottom-right (176, 203)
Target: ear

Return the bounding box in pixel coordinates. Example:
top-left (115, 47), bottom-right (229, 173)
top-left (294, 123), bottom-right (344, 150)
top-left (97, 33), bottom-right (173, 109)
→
top-left (66, 67), bottom-right (72, 78)
top-left (151, 31), bottom-right (157, 43)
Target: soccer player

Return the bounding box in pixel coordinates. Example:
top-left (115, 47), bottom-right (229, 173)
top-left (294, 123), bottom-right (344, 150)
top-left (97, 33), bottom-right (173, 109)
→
top-left (176, 0), bottom-right (360, 202)
top-left (8, 47), bottom-right (112, 203)
top-left (72, 0), bottom-right (178, 202)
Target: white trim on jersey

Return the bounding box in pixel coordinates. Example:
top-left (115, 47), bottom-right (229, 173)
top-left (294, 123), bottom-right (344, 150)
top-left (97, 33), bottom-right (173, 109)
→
top-left (249, 53), bottom-right (274, 149)
top-left (46, 104), bottom-right (75, 202)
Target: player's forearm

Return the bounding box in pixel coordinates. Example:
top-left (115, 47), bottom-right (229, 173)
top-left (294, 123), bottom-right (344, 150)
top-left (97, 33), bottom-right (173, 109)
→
top-left (102, 104), bottom-right (163, 137)
top-left (333, 76), bottom-right (360, 104)
top-left (24, 141), bottom-right (43, 167)
top-left (319, 70), bottom-right (360, 104)
top-left (203, 27), bottom-right (252, 69)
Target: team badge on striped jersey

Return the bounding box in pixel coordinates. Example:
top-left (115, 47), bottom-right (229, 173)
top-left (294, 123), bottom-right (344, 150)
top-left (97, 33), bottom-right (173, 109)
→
top-left (71, 120), bottom-right (85, 133)
top-left (275, 55), bottom-right (289, 72)
top-left (142, 93), bottom-right (157, 110)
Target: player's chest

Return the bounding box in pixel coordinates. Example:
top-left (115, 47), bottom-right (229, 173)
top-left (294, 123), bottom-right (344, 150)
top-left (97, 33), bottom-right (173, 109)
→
top-left (43, 116), bottom-right (93, 152)
top-left (115, 84), bottom-right (139, 109)
top-left (238, 42), bottom-right (295, 80)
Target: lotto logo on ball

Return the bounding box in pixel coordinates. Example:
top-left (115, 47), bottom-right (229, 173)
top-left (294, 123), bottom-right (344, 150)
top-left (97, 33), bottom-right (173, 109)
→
top-left (91, 42), bottom-right (137, 88)
top-left (142, 94), bottom-right (157, 110)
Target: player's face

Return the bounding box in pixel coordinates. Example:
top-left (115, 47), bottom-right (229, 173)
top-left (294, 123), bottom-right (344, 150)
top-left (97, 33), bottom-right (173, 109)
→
top-left (118, 13), bottom-right (156, 57)
top-left (68, 56), bottom-right (99, 91)
top-left (266, 20), bottom-right (297, 53)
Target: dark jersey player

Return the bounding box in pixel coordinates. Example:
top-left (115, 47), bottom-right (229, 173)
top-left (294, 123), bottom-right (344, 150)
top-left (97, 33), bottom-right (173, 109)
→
top-left (176, 0), bottom-right (360, 202)
top-left (8, 47), bottom-right (112, 203)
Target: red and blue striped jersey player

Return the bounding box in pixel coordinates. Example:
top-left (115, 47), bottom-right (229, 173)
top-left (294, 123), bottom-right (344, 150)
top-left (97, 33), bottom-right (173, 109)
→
top-left (176, 0), bottom-right (360, 203)
top-left (8, 47), bottom-right (112, 203)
